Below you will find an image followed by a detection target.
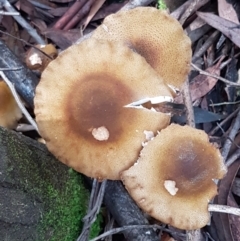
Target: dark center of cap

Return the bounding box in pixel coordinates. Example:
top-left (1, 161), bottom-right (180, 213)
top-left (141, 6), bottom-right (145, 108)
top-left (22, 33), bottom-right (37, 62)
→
top-left (66, 73), bottom-right (134, 143)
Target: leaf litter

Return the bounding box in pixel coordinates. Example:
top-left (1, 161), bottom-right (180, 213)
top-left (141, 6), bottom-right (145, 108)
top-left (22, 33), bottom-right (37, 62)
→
top-left (1, 0), bottom-right (240, 240)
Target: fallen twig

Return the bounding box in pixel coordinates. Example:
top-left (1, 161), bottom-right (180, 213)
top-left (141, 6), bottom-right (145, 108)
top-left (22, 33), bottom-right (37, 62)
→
top-left (179, 0), bottom-right (210, 25)
top-left (121, 0), bottom-right (153, 10)
top-left (208, 204), bottom-right (240, 216)
top-left (221, 109), bottom-right (240, 161)
top-left (192, 31), bottom-right (220, 63)
top-left (90, 224), bottom-right (184, 241)
top-left (0, 71), bottom-right (39, 133)
top-left (226, 148), bottom-right (240, 167)
top-left (191, 63), bottom-right (240, 87)
top-left (77, 179), bottom-right (107, 241)
top-left (209, 107), bottom-right (240, 136)
top-left (0, 10), bottom-right (19, 15)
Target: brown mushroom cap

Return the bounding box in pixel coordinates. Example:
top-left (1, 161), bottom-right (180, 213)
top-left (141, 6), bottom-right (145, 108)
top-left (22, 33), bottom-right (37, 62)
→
top-left (121, 124), bottom-right (227, 229)
top-left (34, 38), bottom-right (173, 180)
top-left (26, 44), bottom-right (58, 72)
top-left (92, 7), bottom-right (192, 89)
top-left (0, 81), bottom-right (22, 129)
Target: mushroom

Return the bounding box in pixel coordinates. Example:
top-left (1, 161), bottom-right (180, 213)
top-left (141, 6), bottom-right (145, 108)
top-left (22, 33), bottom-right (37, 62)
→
top-left (121, 124), bottom-right (227, 230)
top-left (26, 44), bottom-right (58, 72)
top-left (34, 38), bottom-right (173, 180)
top-left (0, 81), bottom-right (22, 129)
top-left (92, 7), bottom-right (192, 90)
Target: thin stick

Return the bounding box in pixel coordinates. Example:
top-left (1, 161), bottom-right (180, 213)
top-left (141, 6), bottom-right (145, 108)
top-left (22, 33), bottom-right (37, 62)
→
top-left (179, 0), bottom-right (209, 25)
top-left (221, 108), bottom-right (240, 161)
top-left (208, 204), bottom-right (240, 216)
top-left (0, 30), bottom-right (52, 59)
top-left (171, 0), bottom-right (193, 20)
top-left (16, 124), bottom-right (36, 132)
top-left (209, 107), bottom-right (240, 136)
top-left (0, 10), bottom-right (19, 15)
top-left (90, 224), bottom-right (185, 241)
top-left (0, 67), bottom-right (23, 71)
top-left (192, 30), bottom-right (220, 62)
top-left (120, 0), bottom-right (153, 11)
top-left (77, 180), bottom-right (107, 241)
top-left (191, 63), bottom-right (240, 87)
top-left (186, 230), bottom-right (204, 241)
top-left (0, 71), bottom-right (39, 133)
top-left (226, 148), bottom-right (240, 167)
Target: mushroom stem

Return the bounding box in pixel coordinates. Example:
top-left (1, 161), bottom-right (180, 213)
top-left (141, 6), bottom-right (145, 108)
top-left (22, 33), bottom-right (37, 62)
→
top-left (208, 204), bottom-right (240, 216)
top-left (182, 77), bottom-right (195, 127)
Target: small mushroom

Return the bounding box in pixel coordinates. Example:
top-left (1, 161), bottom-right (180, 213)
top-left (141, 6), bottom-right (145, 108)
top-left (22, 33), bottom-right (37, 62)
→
top-left (92, 7), bottom-right (192, 89)
top-left (34, 38), bottom-right (173, 180)
top-left (121, 124), bottom-right (227, 230)
top-left (26, 44), bottom-right (58, 72)
top-left (0, 81), bottom-right (22, 129)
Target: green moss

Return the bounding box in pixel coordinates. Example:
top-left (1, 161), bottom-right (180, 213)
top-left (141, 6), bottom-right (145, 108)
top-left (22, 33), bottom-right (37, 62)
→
top-left (2, 129), bottom-right (102, 241)
top-left (157, 0), bottom-right (167, 10)
top-left (40, 169), bottom-right (102, 241)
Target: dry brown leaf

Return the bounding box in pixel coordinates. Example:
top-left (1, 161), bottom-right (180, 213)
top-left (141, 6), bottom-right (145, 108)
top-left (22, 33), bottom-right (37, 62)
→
top-left (175, 60), bottom-right (222, 104)
top-left (18, 0), bottom-right (39, 19)
top-left (218, 0), bottom-right (239, 24)
top-left (43, 28), bottom-right (82, 49)
top-left (197, 11), bottom-right (240, 48)
top-left (92, 1), bottom-right (127, 21)
top-left (190, 63), bottom-right (221, 102)
top-left (82, 0), bottom-right (106, 30)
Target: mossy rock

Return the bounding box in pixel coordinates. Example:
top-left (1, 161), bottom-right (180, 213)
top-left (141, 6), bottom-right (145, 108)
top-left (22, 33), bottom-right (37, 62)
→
top-left (0, 127), bottom-right (102, 241)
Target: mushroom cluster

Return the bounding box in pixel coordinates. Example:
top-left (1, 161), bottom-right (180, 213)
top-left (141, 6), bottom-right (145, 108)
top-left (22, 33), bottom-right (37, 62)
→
top-left (35, 7), bottom-right (191, 180)
top-left (34, 6), bottom-right (226, 230)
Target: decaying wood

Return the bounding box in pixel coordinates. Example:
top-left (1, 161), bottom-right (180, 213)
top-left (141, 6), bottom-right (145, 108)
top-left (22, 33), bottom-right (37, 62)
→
top-left (104, 181), bottom-right (160, 241)
top-left (0, 127), bottom-right (83, 240)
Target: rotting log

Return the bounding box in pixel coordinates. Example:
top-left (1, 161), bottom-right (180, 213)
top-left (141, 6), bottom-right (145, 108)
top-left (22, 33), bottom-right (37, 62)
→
top-left (0, 126), bottom-right (101, 241)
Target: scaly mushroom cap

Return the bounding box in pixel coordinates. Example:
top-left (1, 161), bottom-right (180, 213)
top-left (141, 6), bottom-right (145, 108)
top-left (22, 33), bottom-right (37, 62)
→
top-left (34, 38), bottom-right (173, 180)
top-left (92, 7), bottom-right (192, 89)
top-left (0, 81), bottom-right (22, 129)
top-left (121, 124), bottom-right (227, 229)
